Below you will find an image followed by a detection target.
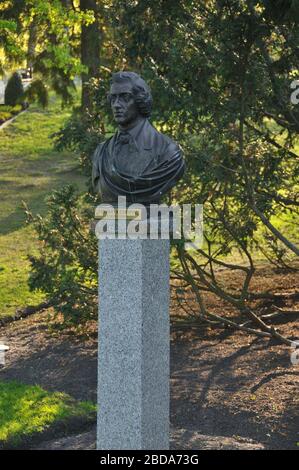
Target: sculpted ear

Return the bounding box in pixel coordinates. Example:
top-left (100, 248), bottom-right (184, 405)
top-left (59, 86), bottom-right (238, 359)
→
top-left (133, 85), bottom-right (153, 117)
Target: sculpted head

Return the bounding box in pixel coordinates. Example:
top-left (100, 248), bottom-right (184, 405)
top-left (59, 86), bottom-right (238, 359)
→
top-left (108, 71), bottom-right (152, 129)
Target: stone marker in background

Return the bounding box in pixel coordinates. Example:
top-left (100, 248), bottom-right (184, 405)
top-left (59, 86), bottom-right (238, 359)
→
top-left (0, 343), bottom-right (9, 367)
top-left (93, 71), bottom-right (185, 450)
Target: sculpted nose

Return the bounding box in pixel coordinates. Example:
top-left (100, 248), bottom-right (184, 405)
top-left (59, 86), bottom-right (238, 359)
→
top-left (112, 96), bottom-right (121, 108)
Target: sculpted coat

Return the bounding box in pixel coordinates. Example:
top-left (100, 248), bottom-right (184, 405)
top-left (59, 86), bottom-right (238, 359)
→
top-left (92, 71), bottom-right (185, 204)
top-left (92, 118), bottom-right (185, 204)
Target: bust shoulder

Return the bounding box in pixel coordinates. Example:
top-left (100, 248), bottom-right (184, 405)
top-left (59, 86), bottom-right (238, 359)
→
top-left (92, 137), bottom-right (113, 162)
top-left (143, 121), bottom-right (181, 154)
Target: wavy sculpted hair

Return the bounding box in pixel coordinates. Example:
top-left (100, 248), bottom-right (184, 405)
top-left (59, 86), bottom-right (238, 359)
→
top-left (108, 71), bottom-right (153, 118)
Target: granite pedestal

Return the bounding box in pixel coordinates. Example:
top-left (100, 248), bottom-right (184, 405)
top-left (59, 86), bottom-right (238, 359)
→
top-left (96, 236), bottom-right (170, 450)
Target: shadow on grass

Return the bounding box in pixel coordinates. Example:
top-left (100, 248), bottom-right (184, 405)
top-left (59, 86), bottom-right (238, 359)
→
top-left (0, 172), bottom-right (84, 236)
top-left (0, 95), bottom-right (85, 236)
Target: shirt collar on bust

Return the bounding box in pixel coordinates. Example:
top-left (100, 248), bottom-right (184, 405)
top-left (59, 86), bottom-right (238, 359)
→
top-left (117, 118), bottom-right (147, 142)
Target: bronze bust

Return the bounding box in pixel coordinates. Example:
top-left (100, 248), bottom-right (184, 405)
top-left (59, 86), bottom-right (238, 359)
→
top-left (92, 71), bottom-right (185, 204)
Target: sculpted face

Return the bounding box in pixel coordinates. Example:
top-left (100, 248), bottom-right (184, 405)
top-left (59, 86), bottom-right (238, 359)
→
top-left (110, 81), bottom-right (140, 129)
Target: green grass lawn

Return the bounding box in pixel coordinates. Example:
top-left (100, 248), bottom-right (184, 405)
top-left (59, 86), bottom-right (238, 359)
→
top-left (0, 95), bottom-right (85, 318)
top-left (0, 380), bottom-right (96, 446)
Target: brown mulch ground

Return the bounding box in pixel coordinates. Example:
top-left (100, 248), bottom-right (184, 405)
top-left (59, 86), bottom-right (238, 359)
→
top-left (0, 264), bottom-right (298, 450)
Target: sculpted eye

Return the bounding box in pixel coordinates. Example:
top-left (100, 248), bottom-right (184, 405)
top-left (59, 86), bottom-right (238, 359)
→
top-left (110, 93), bottom-right (132, 103)
top-left (122, 93), bottom-right (132, 102)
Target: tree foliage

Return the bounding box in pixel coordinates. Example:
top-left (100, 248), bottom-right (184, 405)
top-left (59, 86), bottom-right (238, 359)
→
top-left (23, 0), bottom-right (298, 340)
top-left (1, 0), bottom-right (96, 105)
top-left (25, 186), bottom-right (98, 326)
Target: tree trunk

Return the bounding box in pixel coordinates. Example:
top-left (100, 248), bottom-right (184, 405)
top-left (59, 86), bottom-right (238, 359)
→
top-left (80, 0), bottom-right (101, 112)
top-left (27, 17), bottom-right (38, 75)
